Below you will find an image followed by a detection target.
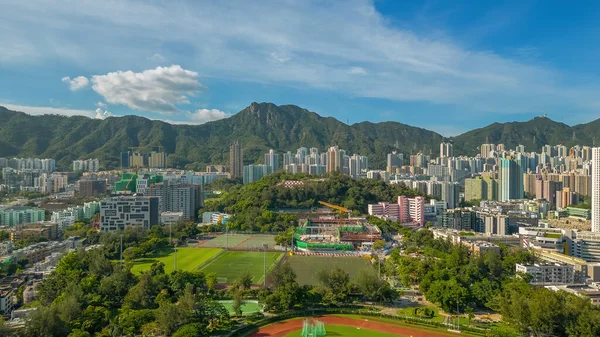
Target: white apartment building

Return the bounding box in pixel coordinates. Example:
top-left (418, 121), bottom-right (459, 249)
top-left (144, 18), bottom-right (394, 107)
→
top-left (73, 159), bottom-right (100, 172)
top-left (516, 263), bottom-right (575, 285)
top-left (100, 196), bottom-right (159, 231)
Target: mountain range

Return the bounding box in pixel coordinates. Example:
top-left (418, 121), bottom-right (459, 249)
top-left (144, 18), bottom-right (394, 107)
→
top-left (1, 102), bottom-right (598, 171)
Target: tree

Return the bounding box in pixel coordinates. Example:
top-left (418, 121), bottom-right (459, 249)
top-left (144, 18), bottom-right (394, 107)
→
top-left (425, 278), bottom-right (469, 313)
top-left (465, 306), bottom-right (474, 326)
top-left (232, 289), bottom-right (245, 317)
top-left (26, 306), bottom-right (69, 337)
top-left (67, 329), bottom-right (91, 337)
top-left (372, 239), bottom-right (386, 251)
top-left (238, 271), bottom-right (253, 290)
top-left (206, 272), bottom-right (217, 292)
top-left (316, 267), bottom-right (352, 305)
top-left (274, 227), bottom-right (294, 247)
top-left (172, 323), bottom-right (207, 337)
top-left (356, 271), bottom-right (397, 302)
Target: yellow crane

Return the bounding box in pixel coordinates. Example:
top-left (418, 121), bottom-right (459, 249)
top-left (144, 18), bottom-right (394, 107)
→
top-left (318, 201), bottom-right (350, 217)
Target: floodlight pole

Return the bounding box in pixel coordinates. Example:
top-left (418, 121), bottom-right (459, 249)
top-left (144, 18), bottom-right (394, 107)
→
top-left (263, 244), bottom-right (268, 286)
top-left (174, 242), bottom-right (178, 271)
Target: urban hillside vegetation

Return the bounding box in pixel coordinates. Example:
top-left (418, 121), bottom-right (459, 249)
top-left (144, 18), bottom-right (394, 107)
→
top-left (200, 172), bottom-right (426, 232)
top-left (3, 103), bottom-right (599, 171)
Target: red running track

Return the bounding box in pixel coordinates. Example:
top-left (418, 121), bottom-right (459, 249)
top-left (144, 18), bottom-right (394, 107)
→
top-left (245, 315), bottom-right (463, 337)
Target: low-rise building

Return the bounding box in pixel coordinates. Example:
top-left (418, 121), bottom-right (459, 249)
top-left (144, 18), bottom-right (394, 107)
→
top-left (462, 240), bottom-right (501, 256)
top-left (0, 241), bottom-right (13, 256)
top-left (10, 222), bottom-right (59, 242)
top-left (516, 263), bottom-right (576, 285)
top-left (0, 287), bottom-right (14, 314)
top-left (160, 212), bottom-right (183, 226)
top-left (545, 284), bottom-right (600, 306)
top-left (201, 212), bottom-right (231, 224)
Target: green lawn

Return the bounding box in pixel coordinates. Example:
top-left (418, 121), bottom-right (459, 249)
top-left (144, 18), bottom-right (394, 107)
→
top-left (339, 315), bottom-right (485, 337)
top-left (199, 234), bottom-right (251, 248)
top-left (287, 255), bottom-right (376, 286)
top-left (200, 251), bottom-right (283, 284)
top-left (131, 247), bottom-right (223, 274)
top-left (396, 304), bottom-right (444, 323)
top-left (282, 325), bottom-right (402, 337)
top-left (218, 300), bottom-right (262, 315)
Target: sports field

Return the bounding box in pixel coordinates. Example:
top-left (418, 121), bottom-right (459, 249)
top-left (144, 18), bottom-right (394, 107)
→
top-left (200, 251), bottom-right (283, 284)
top-left (199, 234), bottom-right (278, 249)
top-left (287, 255), bottom-right (376, 286)
top-left (237, 235), bottom-right (278, 249)
top-left (282, 325), bottom-right (400, 337)
top-left (246, 315), bottom-right (478, 337)
top-left (199, 234), bottom-right (250, 248)
top-left (131, 247), bottom-right (223, 274)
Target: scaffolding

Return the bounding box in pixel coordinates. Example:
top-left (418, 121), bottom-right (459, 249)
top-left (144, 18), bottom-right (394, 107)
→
top-left (301, 319), bottom-right (326, 337)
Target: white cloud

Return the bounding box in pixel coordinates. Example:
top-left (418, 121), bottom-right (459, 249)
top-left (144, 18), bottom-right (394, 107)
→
top-left (2, 0), bottom-right (600, 118)
top-left (147, 53), bottom-right (166, 62)
top-left (349, 67), bottom-right (367, 75)
top-left (187, 108), bottom-right (232, 123)
top-left (89, 65), bottom-right (205, 114)
top-left (95, 108), bottom-right (113, 119)
top-left (96, 101), bottom-right (107, 108)
top-left (269, 52), bottom-right (291, 63)
top-left (1, 103), bottom-right (96, 118)
top-left (61, 76), bottom-right (89, 91)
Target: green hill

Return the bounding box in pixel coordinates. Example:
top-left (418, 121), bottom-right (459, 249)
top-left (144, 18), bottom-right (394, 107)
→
top-left (1, 103), bottom-right (598, 170)
top-left (452, 116), bottom-right (598, 155)
top-left (0, 102), bottom-right (443, 170)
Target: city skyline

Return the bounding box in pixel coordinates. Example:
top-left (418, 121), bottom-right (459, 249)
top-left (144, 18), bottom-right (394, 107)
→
top-left (3, 1), bottom-right (600, 136)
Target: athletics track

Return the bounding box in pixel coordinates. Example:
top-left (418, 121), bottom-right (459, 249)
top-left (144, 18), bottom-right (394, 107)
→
top-left (245, 315), bottom-right (465, 337)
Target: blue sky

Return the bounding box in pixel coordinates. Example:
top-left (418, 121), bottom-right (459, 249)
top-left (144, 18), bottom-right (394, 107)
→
top-left (1, 0), bottom-right (600, 136)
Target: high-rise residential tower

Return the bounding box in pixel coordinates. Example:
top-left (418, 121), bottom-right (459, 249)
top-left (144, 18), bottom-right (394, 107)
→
top-left (326, 146), bottom-right (341, 173)
top-left (440, 142), bottom-right (453, 158)
top-left (387, 151), bottom-right (403, 173)
top-left (229, 141), bottom-right (243, 179)
top-left (500, 157), bottom-right (525, 201)
top-left (264, 149), bottom-right (279, 171)
top-left (592, 147), bottom-right (600, 232)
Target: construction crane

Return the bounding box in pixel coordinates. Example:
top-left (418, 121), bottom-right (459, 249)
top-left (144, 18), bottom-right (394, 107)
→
top-left (318, 201), bottom-right (350, 217)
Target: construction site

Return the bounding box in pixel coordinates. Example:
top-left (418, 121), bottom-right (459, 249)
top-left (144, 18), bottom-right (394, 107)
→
top-left (293, 201), bottom-right (382, 252)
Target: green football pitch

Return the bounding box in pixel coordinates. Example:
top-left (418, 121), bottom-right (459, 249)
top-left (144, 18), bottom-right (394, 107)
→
top-left (131, 247), bottom-right (223, 274)
top-left (287, 255), bottom-right (376, 286)
top-left (200, 251), bottom-right (283, 284)
top-left (282, 325), bottom-right (402, 337)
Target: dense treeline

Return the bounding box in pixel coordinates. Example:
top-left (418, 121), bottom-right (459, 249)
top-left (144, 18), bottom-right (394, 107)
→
top-left (382, 221), bottom-right (600, 336)
top-left (9, 226), bottom-right (231, 337)
top-left (3, 224), bottom-right (394, 336)
top-left (202, 172), bottom-right (425, 232)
